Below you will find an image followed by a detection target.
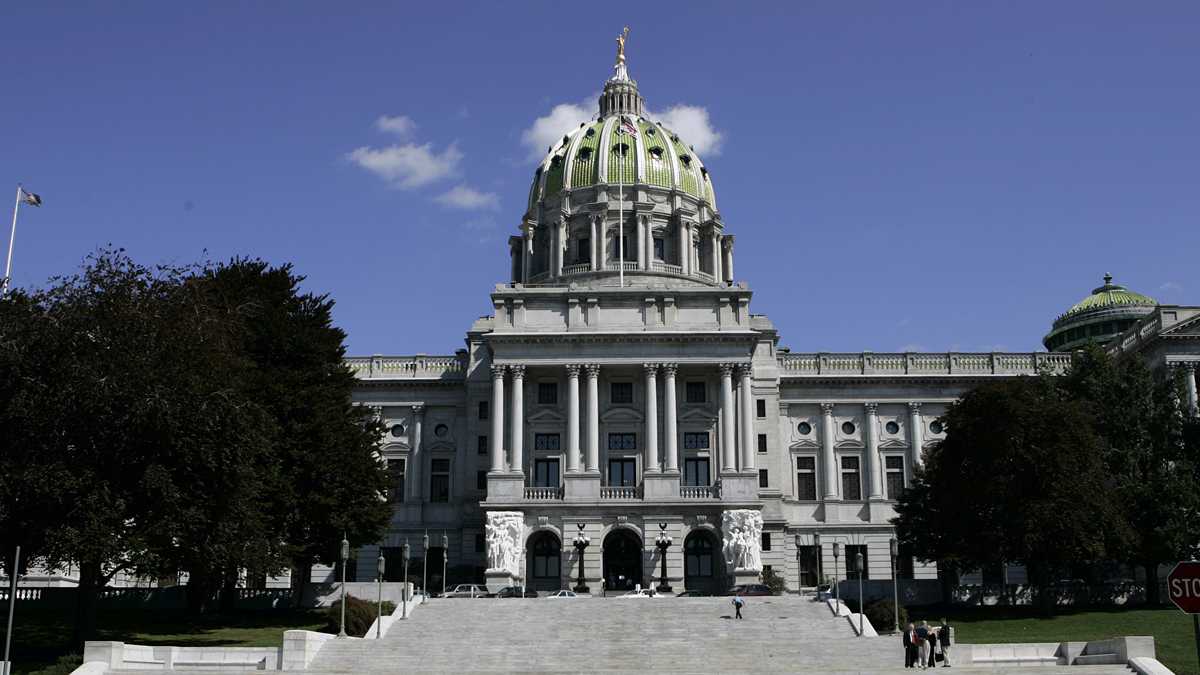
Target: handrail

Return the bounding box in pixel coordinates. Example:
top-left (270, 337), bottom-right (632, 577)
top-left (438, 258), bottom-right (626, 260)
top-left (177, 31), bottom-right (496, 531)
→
top-left (777, 352), bottom-right (1073, 376)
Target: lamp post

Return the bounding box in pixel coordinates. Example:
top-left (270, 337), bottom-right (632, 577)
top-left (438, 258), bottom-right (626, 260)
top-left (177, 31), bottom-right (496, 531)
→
top-left (832, 542), bottom-right (841, 614)
top-left (854, 550), bottom-right (864, 638)
top-left (889, 537), bottom-right (900, 633)
top-left (401, 542), bottom-right (410, 619)
top-left (572, 524), bottom-right (591, 594)
top-left (794, 533), bottom-right (803, 597)
top-left (376, 553), bottom-right (385, 638)
top-left (814, 533), bottom-right (822, 599)
top-left (421, 532), bottom-right (429, 599)
top-left (655, 523), bottom-right (673, 594)
top-left (338, 534), bottom-right (349, 638)
top-left (3, 546), bottom-right (21, 675)
top-left (441, 532), bottom-right (449, 596)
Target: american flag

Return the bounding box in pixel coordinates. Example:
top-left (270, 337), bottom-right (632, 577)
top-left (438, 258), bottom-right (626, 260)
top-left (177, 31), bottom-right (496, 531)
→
top-left (617, 116), bottom-right (638, 136)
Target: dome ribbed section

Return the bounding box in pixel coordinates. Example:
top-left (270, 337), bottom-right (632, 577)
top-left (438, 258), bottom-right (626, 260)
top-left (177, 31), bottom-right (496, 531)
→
top-left (1043, 274), bottom-right (1157, 352)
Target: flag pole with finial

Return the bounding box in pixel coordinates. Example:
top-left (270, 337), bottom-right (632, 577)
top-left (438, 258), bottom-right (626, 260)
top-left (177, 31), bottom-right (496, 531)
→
top-left (3, 185), bottom-right (23, 297)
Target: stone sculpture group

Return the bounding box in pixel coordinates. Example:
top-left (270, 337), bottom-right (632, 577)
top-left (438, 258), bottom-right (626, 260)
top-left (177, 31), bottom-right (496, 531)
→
top-left (485, 511), bottom-right (524, 577)
top-left (721, 509), bottom-right (764, 572)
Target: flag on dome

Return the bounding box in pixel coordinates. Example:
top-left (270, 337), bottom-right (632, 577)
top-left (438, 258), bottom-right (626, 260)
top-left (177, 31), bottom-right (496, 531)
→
top-left (618, 116), bottom-right (638, 136)
top-left (19, 188), bottom-right (41, 207)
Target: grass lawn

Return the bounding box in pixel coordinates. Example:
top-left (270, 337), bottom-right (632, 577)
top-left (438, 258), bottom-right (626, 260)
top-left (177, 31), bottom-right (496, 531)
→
top-left (6, 608), bottom-right (330, 675)
top-left (906, 605), bottom-right (1198, 675)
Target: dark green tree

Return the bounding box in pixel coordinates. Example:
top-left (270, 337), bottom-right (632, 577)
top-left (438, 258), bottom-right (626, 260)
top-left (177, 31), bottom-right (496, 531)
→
top-left (892, 376), bottom-right (1128, 614)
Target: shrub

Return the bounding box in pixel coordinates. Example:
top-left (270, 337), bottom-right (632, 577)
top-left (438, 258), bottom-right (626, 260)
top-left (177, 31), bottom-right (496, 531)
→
top-left (864, 598), bottom-right (907, 633)
top-left (762, 568), bottom-right (787, 596)
top-left (325, 595), bottom-right (397, 636)
top-left (29, 654), bottom-right (83, 675)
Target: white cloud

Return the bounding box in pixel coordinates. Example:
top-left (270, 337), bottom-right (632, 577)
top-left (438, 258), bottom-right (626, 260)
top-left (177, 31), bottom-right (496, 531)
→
top-left (652, 104), bottom-right (724, 156)
top-left (898, 344), bottom-right (928, 353)
top-left (346, 142), bottom-right (462, 189)
top-left (375, 114), bottom-right (417, 137)
top-left (520, 96), bottom-right (598, 162)
top-left (1159, 281), bottom-right (1183, 293)
top-left (435, 184), bottom-right (500, 211)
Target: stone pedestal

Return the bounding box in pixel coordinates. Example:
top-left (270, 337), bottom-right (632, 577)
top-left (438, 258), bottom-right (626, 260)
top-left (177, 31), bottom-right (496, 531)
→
top-left (485, 472), bottom-right (525, 503)
top-left (732, 568), bottom-right (761, 586)
top-left (718, 472), bottom-right (757, 502)
top-left (564, 471), bottom-right (601, 501)
top-left (485, 570), bottom-right (516, 593)
top-left (642, 471), bottom-right (680, 500)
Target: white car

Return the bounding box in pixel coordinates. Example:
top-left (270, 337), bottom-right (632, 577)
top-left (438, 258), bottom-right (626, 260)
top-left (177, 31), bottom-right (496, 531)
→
top-left (443, 584), bottom-right (490, 598)
top-left (545, 590), bottom-right (578, 599)
top-left (617, 589), bottom-right (659, 599)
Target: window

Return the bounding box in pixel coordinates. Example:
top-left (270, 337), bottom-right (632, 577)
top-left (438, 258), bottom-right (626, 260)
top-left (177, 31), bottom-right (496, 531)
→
top-left (478, 401), bottom-right (488, 420)
top-left (683, 432), bottom-right (709, 449)
top-left (847, 544), bottom-right (869, 580)
top-left (577, 238), bottom-right (590, 264)
top-left (534, 458), bottom-right (560, 488)
top-left (534, 433), bottom-right (561, 451)
top-left (841, 456), bottom-right (862, 500)
top-left (757, 434), bottom-right (767, 453)
top-left (474, 532), bottom-right (485, 553)
top-left (885, 420), bottom-right (899, 434)
top-left (386, 458), bottom-right (405, 503)
top-left (653, 237), bottom-right (665, 260)
top-left (841, 421), bottom-right (856, 435)
top-left (608, 432), bottom-right (636, 450)
top-left (477, 435), bottom-right (488, 455)
top-left (607, 458), bottom-right (636, 486)
top-left (795, 456), bottom-right (816, 500)
top-left (797, 421), bottom-right (812, 435)
top-left (929, 420), bottom-right (944, 434)
top-left (685, 381), bottom-right (706, 403)
top-left (434, 423), bottom-right (449, 438)
top-left (798, 545), bottom-right (820, 586)
top-left (476, 470), bottom-right (487, 492)
top-left (683, 457), bottom-right (710, 486)
top-left (761, 533), bottom-right (772, 551)
top-left (390, 423), bottom-right (406, 438)
top-left (756, 399), bottom-right (766, 418)
top-left (611, 382), bottom-right (633, 404)
top-left (885, 455), bottom-right (905, 499)
top-left (429, 458), bottom-right (450, 502)
top-left (758, 469), bottom-right (769, 488)
top-left (530, 534), bottom-right (560, 579)
top-left (538, 382), bottom-right (558, 405)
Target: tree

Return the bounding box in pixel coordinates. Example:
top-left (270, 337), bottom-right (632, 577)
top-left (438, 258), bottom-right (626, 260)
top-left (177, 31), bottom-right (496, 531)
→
top-left (893, 376), bottom-right (1128, 614)
top-left (1058, 346), bottom-right (1200, 603)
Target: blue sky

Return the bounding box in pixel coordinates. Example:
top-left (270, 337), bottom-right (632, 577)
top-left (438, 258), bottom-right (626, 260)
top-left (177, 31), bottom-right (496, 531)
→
top-left (3, 2), bottom-right (1197, 355)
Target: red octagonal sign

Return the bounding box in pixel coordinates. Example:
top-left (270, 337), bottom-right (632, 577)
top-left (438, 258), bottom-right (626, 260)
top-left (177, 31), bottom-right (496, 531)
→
top-left (1168, 561), bottom-right (1200, 614)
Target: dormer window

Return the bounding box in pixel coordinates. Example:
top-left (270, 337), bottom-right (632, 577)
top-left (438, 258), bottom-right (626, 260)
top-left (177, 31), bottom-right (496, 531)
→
top-left (646, 127), bottom-right (657, 136)
top-left (649, 147), bottom-right (664, 160)
top-left (550, 155), bottom-right (563, 169)
top-left (577, 147), bottom-right (593, 161)
top-left (613, 143), bottom-right (630, 158)
top-left (585, 127), bottom-right (596, 137)
top-left (679, 154), bottom-right (692, 167)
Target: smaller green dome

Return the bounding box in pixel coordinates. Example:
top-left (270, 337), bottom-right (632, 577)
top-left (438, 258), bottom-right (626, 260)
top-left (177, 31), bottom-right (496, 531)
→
top-left (1043, 274), bottom-right (1157, 352)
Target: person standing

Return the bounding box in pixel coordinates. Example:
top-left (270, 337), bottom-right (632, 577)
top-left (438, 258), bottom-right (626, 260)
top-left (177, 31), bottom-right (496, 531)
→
top-left (926, 622), bottom-right (939, 668)
top-left (903, 623), bottom-right (917, 668)
top-left (938, 618), bottom-right (953, 667)
top-left (731, 593), bottom-right (744, 619)
top-left (914, 620), bottom-right (929, 669)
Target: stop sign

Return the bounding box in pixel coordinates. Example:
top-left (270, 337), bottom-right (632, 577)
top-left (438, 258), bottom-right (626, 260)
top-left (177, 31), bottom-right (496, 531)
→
top-left (1168, 561), bottom-right (1200, 614)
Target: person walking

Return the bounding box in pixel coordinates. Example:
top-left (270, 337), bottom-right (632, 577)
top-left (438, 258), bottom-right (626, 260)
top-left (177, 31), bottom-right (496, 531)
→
top-left (938, 618), bottom-right (953, 667)
top-left (903, 622), bottom-right (917, 668)
top-left (914, 620), bottom-right (930, 669)
top-left (731, 593), bottom-right (744, 619)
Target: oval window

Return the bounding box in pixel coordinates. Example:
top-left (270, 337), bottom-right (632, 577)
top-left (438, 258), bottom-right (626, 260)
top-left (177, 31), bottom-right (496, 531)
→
top-left (929, 421), bottom-right (944, 435)
top-left (390, 424), bottom-right (405, 438)
top-left (885, 421), bottom-right (900, 435)
top-left (841, 421), bottom-right (856, 435)
top-left (435, 424), bottom-right (449, 438)
top-left (797, 422), bottom-right (812, 436)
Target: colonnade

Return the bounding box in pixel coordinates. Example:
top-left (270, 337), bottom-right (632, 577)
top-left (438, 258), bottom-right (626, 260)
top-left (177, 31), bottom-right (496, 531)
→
top-left (820, 401), bottom-right (925, 501)
top-left (488, 362), bottom-right (758, 480)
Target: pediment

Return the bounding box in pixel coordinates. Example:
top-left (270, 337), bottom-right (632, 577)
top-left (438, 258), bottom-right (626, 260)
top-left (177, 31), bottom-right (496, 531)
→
top-left (680, 407), bottom-right (718, 422)
top-left (428, 440), bottom-right (455, 452)
top-left (528, 408), bottom-right (566, 423)
top-left (381, 441), bottom-right (410, 453)
top-left (788, 439), bottom-right (820, 450)
top-left (834, 438), bottom-right (864, 449)
top-left (601, 406), bottom-right (644, 423)
top-left (879, 438), bottom-right (909, 449)
top-left (1163, 313), bottom-right (1200, 337)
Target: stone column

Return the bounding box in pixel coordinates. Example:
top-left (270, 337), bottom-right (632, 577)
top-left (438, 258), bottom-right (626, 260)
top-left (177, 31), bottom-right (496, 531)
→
top-left (552, 222), bottom-right (563, 278)
top-left (521, 224), bottom-right (533, 284)
top-left (566, 365), bottom-right (581, 473)
top-left (590, 216), bottom-right (600, 272)
top-left (490, 365), bottom-right (506, 472)
top-left (865, 403), bottom-right (884, 500)
top-left (412, 404), bottom-right (425, 502)
top-left (738, 364), bottom-right (755, 471)
top-left (510, 365), bottom-right (525, 475)
top-left (908, 402), bottom-right (924, 470)
top-left (599, 218), bottom-right (609, 271)
top-left (710, 229), bottom-right (721, 280)
top-left (1186, 364), bottom-right (1199, 417)
top-left (637, 216), bottom-right (647, 270)
top-left (662, 363), bottom-right (679, 472)
top-left (585, 364), bottom-right (600, 472)
top-left (678, 222), bottom-right (689, 274)
top-left (643, 363), bottom-right (660, 472)
top-left (722, 236), bottom-right (734, 283)
top-left (821, 403), bottom-right (838, 500)
top-left (645, 217), bottom-right (654, 268)
top-left (719, 364), bottom-right (736, 472)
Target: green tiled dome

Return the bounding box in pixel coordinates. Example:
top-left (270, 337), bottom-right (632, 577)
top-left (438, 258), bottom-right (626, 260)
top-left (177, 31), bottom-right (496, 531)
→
top-left (1043, 274), bottom-right (1157, 352)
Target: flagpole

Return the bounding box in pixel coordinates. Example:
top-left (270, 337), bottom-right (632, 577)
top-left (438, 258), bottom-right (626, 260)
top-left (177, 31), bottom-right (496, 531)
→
top-left (618, 118), bottom-right (624, 289)
top-left (2, 185), bottom-right (20, 297)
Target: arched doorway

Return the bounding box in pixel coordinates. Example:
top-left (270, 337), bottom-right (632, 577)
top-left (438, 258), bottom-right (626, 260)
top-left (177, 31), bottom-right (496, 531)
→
top-left (684, 530), bottom-right (722, 595)
top-left (526, 531), bottom-right (562, 592)
top-left (602, 529), bottom-right (643, 592)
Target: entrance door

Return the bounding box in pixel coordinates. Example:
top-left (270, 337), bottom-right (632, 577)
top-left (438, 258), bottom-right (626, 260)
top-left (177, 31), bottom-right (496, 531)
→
top-left (602, 529), bottom-right (643, 591)
top-left (684, 531), bottom-right (722, 595)
top-left (527, 532), bottom-right (562, 592)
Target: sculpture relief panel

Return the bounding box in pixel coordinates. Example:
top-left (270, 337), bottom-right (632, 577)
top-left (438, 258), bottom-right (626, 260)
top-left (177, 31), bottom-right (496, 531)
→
top-left (485, 511), bottom-right (525, 577)
top-left (721, 509), bottom-right (763, 572)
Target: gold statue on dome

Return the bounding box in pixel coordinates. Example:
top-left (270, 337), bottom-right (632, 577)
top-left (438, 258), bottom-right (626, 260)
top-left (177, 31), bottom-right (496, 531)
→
top-left (616, 26), bottom-right (630, 65)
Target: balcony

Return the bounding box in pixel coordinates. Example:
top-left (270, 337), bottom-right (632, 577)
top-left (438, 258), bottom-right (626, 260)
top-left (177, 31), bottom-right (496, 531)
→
top-left (523, 486), bottom-right (564, 501)
top-left (599, 486), bottom-right (641, 500)
top-left (680, 484), bottom-right (720, 499)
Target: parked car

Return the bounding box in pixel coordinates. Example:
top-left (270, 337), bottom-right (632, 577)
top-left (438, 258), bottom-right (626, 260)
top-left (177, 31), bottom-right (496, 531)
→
top-left (617, 588), bottom-right (659, 599)
top-left (495, 586), bottom-right (538, 598)
top-left (725, 584), bottom-right (772, 596)
top-left (545, 590), bottom-right (578, 599)
top-left (675, 589), bottom-right (711, 597)
top-left (443, 584), bottom-right (491, 598)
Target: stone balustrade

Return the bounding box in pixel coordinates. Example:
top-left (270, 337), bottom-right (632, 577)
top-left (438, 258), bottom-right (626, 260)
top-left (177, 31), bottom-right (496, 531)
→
top-left (778, 351), bottom-right (1073, 376)
top-left (523, 486), bottom-right (564, 501)
top-left (679, 484), bottom-right (719, 499)
top-left (347, 355), bottom-right (466, 380)
top-left (600, 486), bottom-right (640, 500)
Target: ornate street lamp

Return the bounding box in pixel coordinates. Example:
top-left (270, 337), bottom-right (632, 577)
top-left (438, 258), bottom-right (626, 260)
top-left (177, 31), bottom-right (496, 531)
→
top-left (889, 537), bottom-right (900, 633)
top-left (572, 524), bottom-right (591, 594)
top-left (401, 541), bottom-right (410, 619)
top-left (441, 532), bottom-right (449, 596)
top-left (376, 553), bottom-right (386, 638)
top-left (854, 550), bottom-right (865, 638)
top-left (655, 523), bottom-right (673, 594)
top-left (338, 534), bottom-right (349, 638)
top-left (794, 533), bottom-right (804, 597)
top-left (814, 533), bottom-right (822, 598)
top-left (832, 541), bottom-right (841, 614)
top-left (421, 532), bottom-right (429, 599)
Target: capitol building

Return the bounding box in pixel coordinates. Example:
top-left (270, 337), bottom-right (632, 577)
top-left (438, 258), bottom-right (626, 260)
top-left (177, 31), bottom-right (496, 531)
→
top-left (347, 43), bottom-right (1200, 596)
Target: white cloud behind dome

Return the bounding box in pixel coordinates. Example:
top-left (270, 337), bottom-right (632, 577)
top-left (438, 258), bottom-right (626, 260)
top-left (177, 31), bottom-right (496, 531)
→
top-left (655, 104), bottom-right (724, 157)
top-left (436, 184), bottom-right (499, 210)
top-left (347, 142), bottom-right (462, 189)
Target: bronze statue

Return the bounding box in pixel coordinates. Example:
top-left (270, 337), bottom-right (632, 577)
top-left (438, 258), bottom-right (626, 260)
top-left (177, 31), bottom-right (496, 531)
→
top-left (616, 26), bottom-right (629, 65)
